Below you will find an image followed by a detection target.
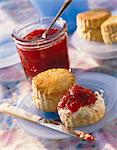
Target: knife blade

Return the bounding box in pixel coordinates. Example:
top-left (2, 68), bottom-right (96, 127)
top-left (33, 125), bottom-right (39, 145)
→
top-left (0, 103), bottom-right (95, 141)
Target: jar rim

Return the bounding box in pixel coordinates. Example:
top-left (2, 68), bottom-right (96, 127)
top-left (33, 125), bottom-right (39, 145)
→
top-left (12, 17), bottom-right (67, 46)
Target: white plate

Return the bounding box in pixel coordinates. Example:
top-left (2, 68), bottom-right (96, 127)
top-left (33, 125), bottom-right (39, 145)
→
top-left (71, 31), bottom-right (117, 60)
top-left (17, 71), bottom-right (117, 139)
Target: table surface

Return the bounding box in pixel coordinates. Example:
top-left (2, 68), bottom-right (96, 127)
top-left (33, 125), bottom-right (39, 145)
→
top-left (0, 47), bottom-right (117, 150)
top-left (0, 0), bottom-right (117, 150)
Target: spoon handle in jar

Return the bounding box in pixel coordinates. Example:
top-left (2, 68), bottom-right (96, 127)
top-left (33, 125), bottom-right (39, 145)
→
top-left (42, 0), bottom-right (72, 38)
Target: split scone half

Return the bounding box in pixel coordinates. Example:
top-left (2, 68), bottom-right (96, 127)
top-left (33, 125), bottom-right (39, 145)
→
top-left (32, 68), bottom-right (75, 112)
top-left (57, 84), bottom-right (105, 128)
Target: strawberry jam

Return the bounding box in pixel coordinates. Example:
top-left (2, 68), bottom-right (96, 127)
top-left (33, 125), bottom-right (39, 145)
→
top-left (12, 18), bottom-right (69, 79)
top-left (17, 29), bottom-right (69, 79)
top-left (58, 85), bottom-right (96, 113)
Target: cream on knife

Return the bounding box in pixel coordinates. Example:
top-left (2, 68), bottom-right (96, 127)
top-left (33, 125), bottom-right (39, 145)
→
top-left (0, 103), bottom-right (95, 141)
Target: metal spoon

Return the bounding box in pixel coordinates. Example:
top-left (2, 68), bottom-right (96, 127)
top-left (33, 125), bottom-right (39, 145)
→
top-left (42, 0), bottom-right (72, 39)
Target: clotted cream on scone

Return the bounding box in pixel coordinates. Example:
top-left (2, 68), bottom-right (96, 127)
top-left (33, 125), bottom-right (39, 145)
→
top-left (57, 85), bottom-right (105, 127)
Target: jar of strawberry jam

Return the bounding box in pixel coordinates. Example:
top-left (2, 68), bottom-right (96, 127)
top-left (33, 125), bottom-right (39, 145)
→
top-left (12, 17), bottom-right (69, 79)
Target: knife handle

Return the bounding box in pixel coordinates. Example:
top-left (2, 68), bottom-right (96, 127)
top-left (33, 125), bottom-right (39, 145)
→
top-left (0, 103), bottom-right (42, 123)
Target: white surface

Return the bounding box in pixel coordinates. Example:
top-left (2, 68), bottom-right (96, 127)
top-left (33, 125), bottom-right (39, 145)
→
top-left (17, 71), bottom-right (117, 139)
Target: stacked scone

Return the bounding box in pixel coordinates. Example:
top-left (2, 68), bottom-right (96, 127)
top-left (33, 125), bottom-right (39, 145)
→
top-left (77, 9), bottom-right (111, 42)
top-left (32, 68), bottom-right (75, 112)
top-left (101, 16), bottom-right (117, 44)
top-left (57, 84), bottom-right (105, 127)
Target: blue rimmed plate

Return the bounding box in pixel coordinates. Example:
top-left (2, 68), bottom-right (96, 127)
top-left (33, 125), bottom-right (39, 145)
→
top-left (17, 71), bottom-right (117, 139)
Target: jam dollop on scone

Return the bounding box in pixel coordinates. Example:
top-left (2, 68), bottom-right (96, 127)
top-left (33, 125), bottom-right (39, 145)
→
top-left (57, 84), bottom-right (105, 127)
top-left (32, 68), bottom-right (75, 112)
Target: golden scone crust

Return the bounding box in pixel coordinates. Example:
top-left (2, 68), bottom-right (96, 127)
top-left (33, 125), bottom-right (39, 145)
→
top-left (32, 68), bottom-right (75, 112)
top-left (77, 9), bottom-right (111, 30)
top-left (102, 32), bottom-right (117, 44)
top-left (77, 28), bottom-right (103, 42)
top-left (58, 92), bottom-right (105, 128)
top-left (101, 16), bottom-right (117, 44)
top-left (101, 16), bottom-right (117, 33)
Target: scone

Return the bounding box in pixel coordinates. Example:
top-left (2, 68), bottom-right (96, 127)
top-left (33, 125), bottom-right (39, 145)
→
top-left (78, 29), bottom-right (103, 42)
top-left (57, 84), bottom-right (105, 127)
top-left (102, 33), bottom-right (117, 44)
top-left (101, 16), bottom-right (117, 44)
top-left (77, 9), bottom-right (111, 30)
top-left (32, 68), bottom-right (75, 112)
top-left (77, 9), bottom-right (111, 42)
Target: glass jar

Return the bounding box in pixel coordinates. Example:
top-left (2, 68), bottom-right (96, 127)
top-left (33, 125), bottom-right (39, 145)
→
top-left (12, 17), bottom-right (69, 79)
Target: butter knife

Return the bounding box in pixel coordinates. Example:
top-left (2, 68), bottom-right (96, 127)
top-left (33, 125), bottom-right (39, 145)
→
top-left (0, 103), bottom-right (95, 141)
